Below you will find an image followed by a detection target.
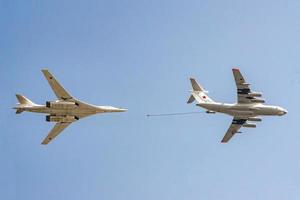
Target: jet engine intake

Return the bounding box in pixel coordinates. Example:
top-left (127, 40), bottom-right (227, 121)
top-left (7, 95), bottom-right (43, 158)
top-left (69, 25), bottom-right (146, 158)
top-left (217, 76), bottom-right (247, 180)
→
top-left (46, 101), bottom-right (77, 109)
top-left (46, 115), bottom-right (78, 123)
top-left (243, 123), bottom-right (256, 128)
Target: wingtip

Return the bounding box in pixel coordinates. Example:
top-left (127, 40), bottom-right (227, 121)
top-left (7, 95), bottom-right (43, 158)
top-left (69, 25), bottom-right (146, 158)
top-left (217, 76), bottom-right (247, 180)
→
top-left (221, 139), bottom-right (228, 143)
top-left (41, 140), bottom-right (48, 145)
top-left (41, 69), bottom-right (50, 75)
top-left (41, 69), bottom-right (54, 79)
top-left (41, 137), bottom-right (51, 145)
top-left (232, 67), bottom-right (240, 71)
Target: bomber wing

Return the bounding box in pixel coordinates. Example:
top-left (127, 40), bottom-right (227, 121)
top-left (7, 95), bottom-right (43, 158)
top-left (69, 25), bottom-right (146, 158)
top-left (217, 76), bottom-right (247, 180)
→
top-left (41, 122), bottom-right (71, 145)
top-left (42, 70), bottom-right (99, 109)
top-left (232, 68), bottom-right (264, 104)
top-left (42, 69), bottom-right (73, 100)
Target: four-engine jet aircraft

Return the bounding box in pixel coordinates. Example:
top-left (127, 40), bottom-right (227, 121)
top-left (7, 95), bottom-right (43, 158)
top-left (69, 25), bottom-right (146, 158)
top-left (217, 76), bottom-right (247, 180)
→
top-left (187, 68), bottom-right (287, 143)
top-left (14, 70), bottom-right (127, 145)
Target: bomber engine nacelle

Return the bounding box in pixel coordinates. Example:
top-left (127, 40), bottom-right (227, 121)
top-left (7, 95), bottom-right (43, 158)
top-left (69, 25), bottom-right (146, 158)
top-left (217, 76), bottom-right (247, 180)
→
top-left (46, 101), bottom-right (78, 109)
top-left (206, 110), bottom-right (216, 114)
top-left (248, 92), bottom-right (262, 97)
top-left (46, 115), bottom-right (78, 123)
top-left (247, 117), bottom-right (262, 122)
top-left (243, 123), bottom-right (256, 128)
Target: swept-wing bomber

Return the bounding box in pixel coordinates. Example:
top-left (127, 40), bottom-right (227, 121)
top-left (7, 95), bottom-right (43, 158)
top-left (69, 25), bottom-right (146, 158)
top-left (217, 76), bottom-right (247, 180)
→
top-left (14, 70), bottom-right (127, 145)
top-left (187, 68), bottom-right (287, 143)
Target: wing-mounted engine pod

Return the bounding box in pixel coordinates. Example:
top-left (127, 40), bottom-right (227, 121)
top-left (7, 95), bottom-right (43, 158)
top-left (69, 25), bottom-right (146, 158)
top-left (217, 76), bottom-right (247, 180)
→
top-left (248, 92), bottom-right (262, 97)
top-left (243, 123), bottom-right (256, 128)
top-left (46, 101), bottom-right (77, 109)
top-left (247, 117), bottom-right (262, 122)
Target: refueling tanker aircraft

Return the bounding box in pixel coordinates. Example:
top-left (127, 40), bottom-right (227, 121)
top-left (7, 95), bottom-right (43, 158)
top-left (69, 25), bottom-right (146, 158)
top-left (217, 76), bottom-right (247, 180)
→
top-left (14, 70), bottom-right (127, 145)
top-left (187, 68), bottom-right (287, 143)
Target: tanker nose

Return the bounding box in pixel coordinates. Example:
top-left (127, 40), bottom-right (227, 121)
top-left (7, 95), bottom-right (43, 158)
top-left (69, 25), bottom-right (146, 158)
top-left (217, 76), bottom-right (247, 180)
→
top-left (279, 108), bottom-right (288, 116)
top-left (283, 109), bottom-right (288, 115)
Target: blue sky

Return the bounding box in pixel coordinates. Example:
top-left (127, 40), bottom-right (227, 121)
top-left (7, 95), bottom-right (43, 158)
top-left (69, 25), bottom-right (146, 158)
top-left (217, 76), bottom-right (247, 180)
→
top-left (1, 0), bottom-right (300, 199)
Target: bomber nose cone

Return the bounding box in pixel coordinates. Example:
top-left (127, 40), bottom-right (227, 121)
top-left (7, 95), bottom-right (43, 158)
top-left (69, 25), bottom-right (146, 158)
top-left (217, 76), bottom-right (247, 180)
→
top-left (112, 107), bottom-right (127, 112)
top-left (117, 108), bottom-right (127, 112)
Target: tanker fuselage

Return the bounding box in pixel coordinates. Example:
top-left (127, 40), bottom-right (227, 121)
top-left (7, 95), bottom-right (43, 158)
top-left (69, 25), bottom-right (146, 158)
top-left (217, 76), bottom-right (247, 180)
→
top-left (197, 102), bottom-right (287, 118)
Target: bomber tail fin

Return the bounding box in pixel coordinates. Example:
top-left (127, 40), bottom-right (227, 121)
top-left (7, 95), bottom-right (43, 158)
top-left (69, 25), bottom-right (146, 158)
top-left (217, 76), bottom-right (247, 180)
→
top-left (14, 94), bottom-right (36, 114)
top-left (187, 78), bottom-right (214, 104)
top-left (16, 94), bottom-right (35, 105)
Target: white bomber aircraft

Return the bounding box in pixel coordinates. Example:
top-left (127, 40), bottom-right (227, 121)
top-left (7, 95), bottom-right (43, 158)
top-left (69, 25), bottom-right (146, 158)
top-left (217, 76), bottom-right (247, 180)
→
top-left (14, 70), bottom-right (127, 145)
top-left (187, 68), bottom-right (287, 143)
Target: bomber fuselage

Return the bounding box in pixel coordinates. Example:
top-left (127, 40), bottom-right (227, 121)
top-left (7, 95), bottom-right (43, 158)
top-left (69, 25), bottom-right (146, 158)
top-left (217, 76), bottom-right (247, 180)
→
top-left (14, 101), bottom-right (127, 118)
